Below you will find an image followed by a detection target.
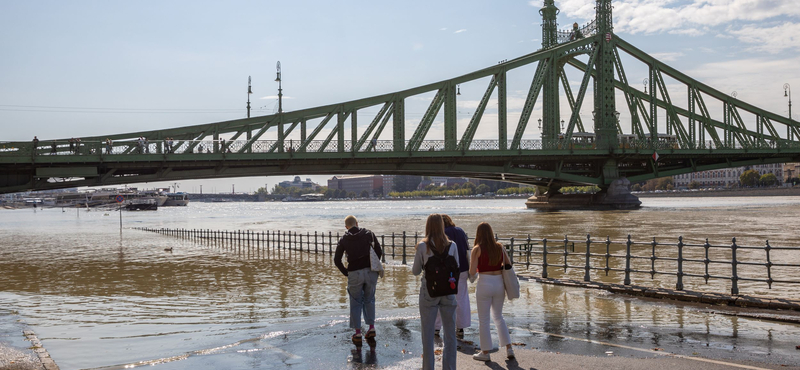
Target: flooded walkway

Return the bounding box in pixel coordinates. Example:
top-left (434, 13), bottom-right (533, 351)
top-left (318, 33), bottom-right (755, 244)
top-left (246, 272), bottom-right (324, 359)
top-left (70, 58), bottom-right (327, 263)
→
top-left (2, 198), bottom-right (800, 369)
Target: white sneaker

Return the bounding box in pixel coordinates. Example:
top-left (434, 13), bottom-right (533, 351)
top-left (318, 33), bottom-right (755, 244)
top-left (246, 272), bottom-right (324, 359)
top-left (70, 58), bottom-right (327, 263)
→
top-left (472, 351), bottom-right (490, 361)
top-left (507, 347), bottom-right (515, 359)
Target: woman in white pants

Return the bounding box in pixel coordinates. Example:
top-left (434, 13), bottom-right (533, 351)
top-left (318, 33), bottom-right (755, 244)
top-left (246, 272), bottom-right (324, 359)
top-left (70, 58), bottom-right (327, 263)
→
top-left (469, 222), bottom-right (513, 362)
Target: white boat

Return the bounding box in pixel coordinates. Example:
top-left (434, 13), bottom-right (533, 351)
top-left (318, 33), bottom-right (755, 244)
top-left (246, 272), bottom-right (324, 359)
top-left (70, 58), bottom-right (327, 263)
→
top-left (163, 192), bottom-right (190, 206)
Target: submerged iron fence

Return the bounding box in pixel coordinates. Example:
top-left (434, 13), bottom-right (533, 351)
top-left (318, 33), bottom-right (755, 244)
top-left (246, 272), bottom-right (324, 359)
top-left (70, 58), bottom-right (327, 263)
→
top-left (135, 227), bottom-right (800, 296)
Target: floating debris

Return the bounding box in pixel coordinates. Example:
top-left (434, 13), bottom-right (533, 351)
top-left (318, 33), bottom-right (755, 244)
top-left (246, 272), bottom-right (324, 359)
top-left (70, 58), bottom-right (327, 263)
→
top-left (512, 342), bottom-right (526, 346)
top-left (652, 348), bottom-right (664, 351)
top-left (605, 351), bottom-right (614, 356)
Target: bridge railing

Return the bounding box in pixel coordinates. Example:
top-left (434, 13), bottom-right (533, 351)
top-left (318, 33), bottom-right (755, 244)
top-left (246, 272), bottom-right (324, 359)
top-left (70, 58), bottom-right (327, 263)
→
top-left (4, 137), bottom-right (800, 159)
top-left (134, 227), bottom-right (800, 297)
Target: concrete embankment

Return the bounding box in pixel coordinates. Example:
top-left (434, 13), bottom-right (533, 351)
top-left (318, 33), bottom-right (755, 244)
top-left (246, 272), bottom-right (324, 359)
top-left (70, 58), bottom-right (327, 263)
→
top-left (0, 309), bottom-right (58, 370)
top-left (637, 187), bottom-right (800, 198)
top-left (520, 274), bottom-right (800, 323)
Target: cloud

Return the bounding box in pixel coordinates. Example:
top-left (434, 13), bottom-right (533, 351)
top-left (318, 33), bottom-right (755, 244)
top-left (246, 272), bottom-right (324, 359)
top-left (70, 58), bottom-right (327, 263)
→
top-left (727, 22), bottom-right (800, 54)
top-left (454, 29), bottom-right (467, 34)
top-left (412, 43), bottom-right (424, 51)
top-left (534, 0), bottom-right (800, 36)
top-left (649, 51), bottom-right (685, 62)
top-left (440, 27), bottom-right (447, 31)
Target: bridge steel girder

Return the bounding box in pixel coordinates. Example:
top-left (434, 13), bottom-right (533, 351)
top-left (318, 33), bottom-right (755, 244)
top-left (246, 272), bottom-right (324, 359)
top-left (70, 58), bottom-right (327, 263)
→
top-left (614, 37), bottom-right (800, 144)
top-left (565, 51), bottom-right (791, 148)
top-left (5, 25), bottom-right (800, 195)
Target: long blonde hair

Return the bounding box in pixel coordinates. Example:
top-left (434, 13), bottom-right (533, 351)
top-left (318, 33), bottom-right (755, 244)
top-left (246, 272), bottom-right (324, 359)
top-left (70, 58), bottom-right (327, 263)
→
top-left (423, 213), bottom-right (450, 254)
top-left (474, 222), bottom-right (503, 266)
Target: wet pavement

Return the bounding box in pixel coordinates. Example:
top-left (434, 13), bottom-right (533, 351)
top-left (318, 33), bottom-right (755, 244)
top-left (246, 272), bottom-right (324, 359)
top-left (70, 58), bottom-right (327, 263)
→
top-left (0, 309), bottom-right (42, 370)
top-left (40, 282), bottom-right (798, 370)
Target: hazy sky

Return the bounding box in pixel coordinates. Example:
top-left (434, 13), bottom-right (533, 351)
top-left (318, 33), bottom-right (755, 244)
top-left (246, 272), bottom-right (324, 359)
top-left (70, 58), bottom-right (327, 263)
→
top-left (2, 0), bottom-right (798, 193)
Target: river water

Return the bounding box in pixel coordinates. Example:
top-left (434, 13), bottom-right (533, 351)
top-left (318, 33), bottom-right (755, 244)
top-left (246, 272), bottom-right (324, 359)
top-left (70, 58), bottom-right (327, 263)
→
top-left (1, 197), bottom-right (799, 369)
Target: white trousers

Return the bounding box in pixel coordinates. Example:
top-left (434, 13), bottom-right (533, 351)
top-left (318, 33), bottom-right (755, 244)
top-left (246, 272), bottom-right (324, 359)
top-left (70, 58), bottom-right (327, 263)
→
top-left (476, 274), bottom-right (511, 351)
top-left (434, 271), bottom-right (471, 330)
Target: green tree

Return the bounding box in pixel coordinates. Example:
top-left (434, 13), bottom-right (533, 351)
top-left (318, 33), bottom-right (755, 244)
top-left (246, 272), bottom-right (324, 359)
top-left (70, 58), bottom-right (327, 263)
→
top-left (656, 177), bottom-right (674, 190)
top-left (740, 169), bottom-right (760, 187)
top-left (359, 189), bottom-right (370, 198)
top-left (462, 182), bottom-right (477, 192)
top-left (688, 180), bottom-right (700, 190)
top-left (759, 173), bottom-right (778, 187)
top-left (475, 184), bottom-right (490, 194)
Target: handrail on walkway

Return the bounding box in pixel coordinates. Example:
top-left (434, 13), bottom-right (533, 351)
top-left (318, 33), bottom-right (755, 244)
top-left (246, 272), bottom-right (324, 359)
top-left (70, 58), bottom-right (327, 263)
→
top-left (134, 227), bottom-right (800, 296)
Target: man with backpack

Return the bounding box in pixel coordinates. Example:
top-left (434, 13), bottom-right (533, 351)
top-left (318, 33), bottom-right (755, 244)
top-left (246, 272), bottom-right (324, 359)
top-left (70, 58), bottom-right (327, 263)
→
top-left (334, 215), bottom-right (382, 344)
top-left (411, 213), bottom-right (460, 370)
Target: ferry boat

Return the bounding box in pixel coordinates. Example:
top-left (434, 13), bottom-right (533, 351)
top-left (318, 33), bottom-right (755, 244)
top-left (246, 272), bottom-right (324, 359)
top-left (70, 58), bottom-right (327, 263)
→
top-left (282, 193), bottom-right (325, 202)
top-left (163, 192), bottom-right (190, 206)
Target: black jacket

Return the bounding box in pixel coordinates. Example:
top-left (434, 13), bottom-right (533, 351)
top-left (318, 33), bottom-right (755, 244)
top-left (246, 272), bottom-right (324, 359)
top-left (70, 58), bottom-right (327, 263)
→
top-left (334, 227), bottom-right (382, 276)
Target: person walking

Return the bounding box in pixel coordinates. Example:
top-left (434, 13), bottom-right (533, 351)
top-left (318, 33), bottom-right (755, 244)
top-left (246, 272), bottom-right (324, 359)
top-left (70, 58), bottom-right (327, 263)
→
top-left (470, 222), bottom-right (514, 362)
top-left (433, 214), bottom-right (471, 338)
top-left (412, 213), bottom-right (459, 370)
top-left (334, 215), bottom-right (382, 344)
top-left (32, 136), bottom-right (39, 157)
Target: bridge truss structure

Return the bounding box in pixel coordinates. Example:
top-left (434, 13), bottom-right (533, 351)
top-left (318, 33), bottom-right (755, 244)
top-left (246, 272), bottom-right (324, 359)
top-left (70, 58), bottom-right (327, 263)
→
top-left (1, 0), bottom-right (799, 195)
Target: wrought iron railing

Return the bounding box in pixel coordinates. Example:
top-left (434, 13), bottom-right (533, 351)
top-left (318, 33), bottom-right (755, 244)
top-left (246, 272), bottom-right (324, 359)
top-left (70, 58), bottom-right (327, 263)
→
top-left (557, 20), bottom-right (598, 44)
top-left (3, 137), bottom-right (800, 158)
top-left (134, 227), bottom-right (800, 296)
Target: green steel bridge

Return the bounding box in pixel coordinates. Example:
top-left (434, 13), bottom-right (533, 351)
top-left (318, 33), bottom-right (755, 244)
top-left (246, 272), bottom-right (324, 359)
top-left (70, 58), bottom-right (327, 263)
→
top-left (2, 0), bottom-right (799, 200)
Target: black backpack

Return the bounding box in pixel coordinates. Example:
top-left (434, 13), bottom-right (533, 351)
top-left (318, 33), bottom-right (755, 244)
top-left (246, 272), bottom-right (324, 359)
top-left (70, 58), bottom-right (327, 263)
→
top-left (424, 242), bottom-right (459, 297)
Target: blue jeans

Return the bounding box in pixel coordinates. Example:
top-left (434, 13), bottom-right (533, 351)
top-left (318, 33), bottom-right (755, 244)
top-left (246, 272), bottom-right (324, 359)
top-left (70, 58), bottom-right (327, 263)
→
top-left (347, 268), bottom-right (379, 329)
top-left (419, 286), bottom-right (457, 370)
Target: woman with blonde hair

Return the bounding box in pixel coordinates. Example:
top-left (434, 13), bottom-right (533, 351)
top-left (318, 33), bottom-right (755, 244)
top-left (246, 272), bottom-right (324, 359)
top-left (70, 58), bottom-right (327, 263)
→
top-left (412, 214), bottom-right (459, 370)
top-left (469, 222), bottom-right (514, 361)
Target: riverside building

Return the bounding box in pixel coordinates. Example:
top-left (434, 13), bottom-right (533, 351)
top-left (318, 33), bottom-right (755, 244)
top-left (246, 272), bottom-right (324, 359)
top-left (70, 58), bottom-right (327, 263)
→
top-left (672, 164), bottom-right (784, 189)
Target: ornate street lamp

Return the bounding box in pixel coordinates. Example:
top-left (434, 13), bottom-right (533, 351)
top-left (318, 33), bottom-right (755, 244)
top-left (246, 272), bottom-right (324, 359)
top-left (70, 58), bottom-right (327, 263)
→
top-left (643, 78), bottom-right (648, 94)
top-left (246, 76), bottom-right (253, 118)
top-left (784, 83), bottom-right (792, 140)
top-left (457, 84), bottom-right (461, 96)
top-left (275, 61), bottom-right (283, 113)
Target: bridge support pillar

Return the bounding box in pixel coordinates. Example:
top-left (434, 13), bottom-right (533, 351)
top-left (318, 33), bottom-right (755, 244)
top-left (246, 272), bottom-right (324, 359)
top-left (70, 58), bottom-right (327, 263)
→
top-left (525, 178), bottom-right (641, 210)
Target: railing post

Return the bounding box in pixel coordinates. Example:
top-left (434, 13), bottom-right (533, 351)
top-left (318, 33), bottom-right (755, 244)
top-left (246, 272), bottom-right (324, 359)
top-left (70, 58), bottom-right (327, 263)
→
top-left (392, 232), bottom-right (396, 258)
top-left (703, 238), bottom-right (710, 283)
top-left (562, 235), bottom-right (569, 272)
top-left (509, 237), bottom-right (515, 265)
top-left (315, 231), bottom-right (318, 254)
top-left (604, 236), bottom-right (611, 276)
top-left (402, 231), bottom-right (407, 265)
top-left (542, 238), bottom-right (548, 278)
top-left (765, 240), bottom-right (773, 289)
top-left (676, 236), bottom-right (684, 291)
top-left (624, 235), bottom-right (632, 285)
top-left (329, 231), bottom-right (333, 254)
top-left (526, 234), bottom-right (532, 269)
top-left (381, 235), bottom-right (386, 263)
top-left (731, 237), bottom-right (739, 295)
top-left (650, 237), bottom-right (657, 279)
top-left (584, 234), bottom-right (591, 282)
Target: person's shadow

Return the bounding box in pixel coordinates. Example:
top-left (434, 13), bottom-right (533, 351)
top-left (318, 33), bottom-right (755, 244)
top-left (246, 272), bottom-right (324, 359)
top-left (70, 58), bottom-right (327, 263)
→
top-left (349, 338), bottom-right (377, 368)
top-left (478, 350), bottom-right (532, 370)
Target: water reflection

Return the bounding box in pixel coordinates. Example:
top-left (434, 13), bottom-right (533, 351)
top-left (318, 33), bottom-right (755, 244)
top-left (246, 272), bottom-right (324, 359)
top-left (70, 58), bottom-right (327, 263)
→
top-left (1, 197), bottom-right (799, 369)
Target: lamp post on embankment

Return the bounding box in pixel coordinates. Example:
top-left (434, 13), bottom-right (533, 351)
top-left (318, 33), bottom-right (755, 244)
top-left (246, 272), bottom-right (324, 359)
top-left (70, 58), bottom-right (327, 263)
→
top-left (784, 83), bottom-right (792, 140)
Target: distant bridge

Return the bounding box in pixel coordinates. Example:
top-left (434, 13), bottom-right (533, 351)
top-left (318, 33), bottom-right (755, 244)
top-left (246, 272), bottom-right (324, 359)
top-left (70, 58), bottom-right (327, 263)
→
top-left (2, 0), bottom-right (798, 197)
